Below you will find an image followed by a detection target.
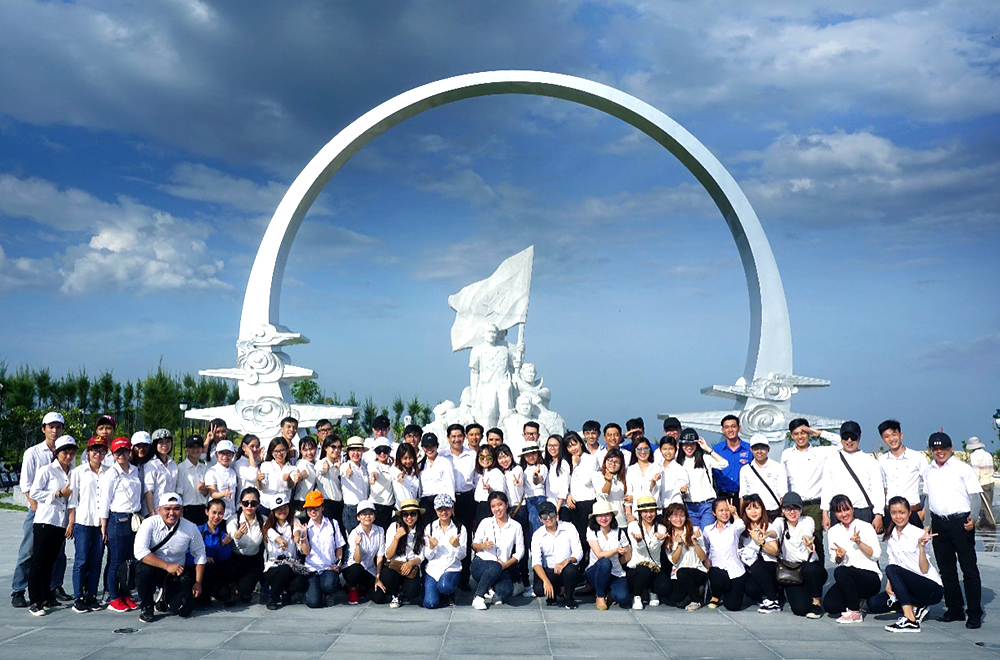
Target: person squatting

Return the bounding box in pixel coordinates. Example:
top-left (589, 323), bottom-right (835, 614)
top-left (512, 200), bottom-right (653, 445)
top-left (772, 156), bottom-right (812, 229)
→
top-left (13, 411), bottom-right (985, 632)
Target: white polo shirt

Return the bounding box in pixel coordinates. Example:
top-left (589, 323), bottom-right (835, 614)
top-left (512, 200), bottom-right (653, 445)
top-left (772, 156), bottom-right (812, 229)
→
top-left (368, 462), bottom-right (395, 506)
top-left (568, 453), bottom-right (599, 501)
top-left (926, 456), bottom-right (982, 517)
top-left (98, 462), bottom-right (142, 517)
top-left (446, 447), bottom-right (477, 494)
top-left (878, 447), bottom-right (928, 505)
top-left (586, 527), bottom-right (628, 577)
top-left (177, 458), bottom-right (207, 508)
top-left (314, 457), bottom-right (343, 502)
top-left (530, 521), bottom-right (583, 569)
top-left (658, 462), bottom-right (689, 506)
top-left (340, 460), bottom-right (370, 506)
top-left (703, 518), bottom-right (746, 579)
top-left (20, 441), bottom-right (54, 496)
top-left (474, 467), bottom-right (508, 503)
top-left (259, 460), bottom-right (295, 509)
top-left (827, 518), bottom-right (881, 578)
top-left (544, 460), bottom-right (570, 504)
top-left (423, 519), bottom-right (467, 580)
top-left (389, 466), bottom-right (421, 504)
top-left (419, 456), bottom-right (455, 499)
top-left (473, 516), bottom-right (524, 564)
top-left (887, 523), bottom-right (941, 586)
top-left (204, 463), bottom-right (239, 518)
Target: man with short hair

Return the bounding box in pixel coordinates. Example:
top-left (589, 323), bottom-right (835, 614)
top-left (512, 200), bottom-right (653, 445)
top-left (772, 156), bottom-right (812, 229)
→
top-left (623, 417), bottom-right (644, 455)
top-left (780, 418), bottom-right (842, 557)
top-left (445, 423), bottom-right (476, 590)
top-left (876, 419), bottom-right (928, 528)
top-left (595, 423), bottom-right (630, 465)
top-left (738, 434), bottom-right (786, 517)
top-left (485, 427), bottom-right (504, 448)
top-left (315, 419), bottom-right (335, 445)
top-left (465, 424), bottom-right (484, 451)
top-left (820, 421), bottom-right (885, 531)
top-left (202, 418), bottom-right (228, 465)
top-left (522, 421), bottom-right (540, 455)
top-left (582, 420), bottom-right (602, 455)
top-left (133, 492), bottom-right (206, 623)
top-left (925, 432), bottom-right (983, 629)
top-left (279, 416), bottom-right (300, 461)
top-left (11, 412), bottom-right (71, 608)
top-left (711, 415), bottom-right (751, 507)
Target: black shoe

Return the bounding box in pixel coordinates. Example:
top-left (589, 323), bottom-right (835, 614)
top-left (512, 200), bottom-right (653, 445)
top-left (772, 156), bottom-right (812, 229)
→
top-left (86, 596), bottom-right (103, 612)
top-left (28, 603), bottom-right (46, 617)
top-left (266, 599), bottom-right (280, 611)
top-left (72, 598), bottom-right (89, 614)
top-left (154, 598), bottom-right (168, 613)
top-left (52, 587), bottom-right (73, 602)
top-left (936, 609), bottom-right (965, 623)
top-left (138, 608), bottom-right (155, 624)
top-left (11, 591), bottom-right (27, 608)
top-left (545, 597), bottom-right (557, 606)
top-left (564, 598), bottom-right (579, 610)
top-left (43, 598), bottom-right (59, 609)
top-left (966, 617), bottom-right (982, 629)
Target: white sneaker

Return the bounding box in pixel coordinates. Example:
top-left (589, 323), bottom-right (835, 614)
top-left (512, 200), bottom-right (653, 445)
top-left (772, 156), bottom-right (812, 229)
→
top-left (648, 597), bottom-right (660, 607)
top-left (632, 596), bottom-right (644, 610)
top-left (493, 598), bottom-right (503, 606)
top-left (472, 596), bottom-right (488, 610)
top-left (512, 582), bottom-right (525, 597)
top-left (483, 589), bottom-right (495, 604)
top-left (389, 596), bottom-right (401, 609)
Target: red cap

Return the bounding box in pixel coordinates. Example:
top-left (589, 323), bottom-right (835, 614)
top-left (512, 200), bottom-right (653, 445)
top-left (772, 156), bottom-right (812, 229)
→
top-left (87, 436), bottom-right (107, 448)
top-left (111, 436), bottom-right (131, 453)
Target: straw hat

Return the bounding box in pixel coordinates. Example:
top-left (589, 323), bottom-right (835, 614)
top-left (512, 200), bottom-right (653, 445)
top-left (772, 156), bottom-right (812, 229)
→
top-left (590, 500), bottom-right (617, 518)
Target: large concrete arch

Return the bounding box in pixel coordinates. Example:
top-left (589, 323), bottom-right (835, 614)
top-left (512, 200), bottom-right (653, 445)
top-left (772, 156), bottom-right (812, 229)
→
top-left (241, 70), bottom-right (793, 389)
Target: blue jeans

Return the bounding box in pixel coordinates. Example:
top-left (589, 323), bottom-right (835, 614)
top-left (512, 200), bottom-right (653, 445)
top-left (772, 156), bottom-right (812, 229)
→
top-left (470, 556), bottom-right (514, 601)
top-left (525, 496), bottom-right (546, 536)
top-left (106, 515), bottom-right (134, 600)
top-left (586, 557), bottom-right (630, 603)
top-left (12, 509), bottom-right (66, 594)
top-left (686, 500), bottom-right (715, 529)
top-left (342, 504), bottom-right (359, 536)
top-left (72, 524), bottom-right (104, 599)
top-left (305, 569), bottom-right (340, 608)
top-left (423, 570), bottom-right (460, 609)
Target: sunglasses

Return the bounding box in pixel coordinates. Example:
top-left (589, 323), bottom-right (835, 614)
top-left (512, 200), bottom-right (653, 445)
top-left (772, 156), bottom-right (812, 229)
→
top-left (241, 500), bottom-right (259, 508)
top-left (375, 448), bottom-right (390, 455)
top-left (539, 512), bottom-right (555, 520)
top-left (401, 511), bottom-right (419, 517)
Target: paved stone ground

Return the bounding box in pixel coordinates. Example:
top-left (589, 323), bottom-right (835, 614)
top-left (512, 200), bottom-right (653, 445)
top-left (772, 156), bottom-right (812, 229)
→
top-left (0, 508), bottom-right (996, 660)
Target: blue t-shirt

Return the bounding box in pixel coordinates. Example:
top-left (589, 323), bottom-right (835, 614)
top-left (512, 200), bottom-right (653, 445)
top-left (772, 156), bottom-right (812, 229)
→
top-left (188, 523), bottom-right (232, 565)
top-left (711, 439), bottom-right (752, 494)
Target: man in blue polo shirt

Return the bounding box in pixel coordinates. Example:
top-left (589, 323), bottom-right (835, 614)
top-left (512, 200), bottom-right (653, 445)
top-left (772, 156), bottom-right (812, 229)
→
top-left (712, 415), bottom-right (751, 506)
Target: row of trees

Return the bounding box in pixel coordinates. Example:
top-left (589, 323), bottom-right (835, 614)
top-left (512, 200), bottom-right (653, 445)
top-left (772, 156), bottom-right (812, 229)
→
top-left (0, 361), bottom-right (436, 465)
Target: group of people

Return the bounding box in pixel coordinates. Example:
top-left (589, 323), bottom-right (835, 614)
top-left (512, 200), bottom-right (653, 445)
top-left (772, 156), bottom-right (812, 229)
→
top-left (12, 410), bottom-right (988, 633)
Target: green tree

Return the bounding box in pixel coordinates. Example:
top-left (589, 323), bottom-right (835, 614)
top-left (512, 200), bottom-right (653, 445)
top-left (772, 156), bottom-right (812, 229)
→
top-left (140, 360), bottom-right (181, 432)
top-left (291, 380), bottom-right (323, 404)
top-left (391, 395), bottom-right (405, 427)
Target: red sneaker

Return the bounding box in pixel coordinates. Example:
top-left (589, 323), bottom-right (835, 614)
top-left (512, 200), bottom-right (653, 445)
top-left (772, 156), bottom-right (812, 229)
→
top-left (124, 596), bottom-right (138, 611)
top-left (107, 598), bottom-right (129, 613)
top-left (347, 588), bottom-right (359, 605)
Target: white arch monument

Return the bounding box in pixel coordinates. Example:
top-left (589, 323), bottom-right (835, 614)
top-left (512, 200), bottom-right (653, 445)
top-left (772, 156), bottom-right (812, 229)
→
top-left (188, 70), bottom-right (841, 444)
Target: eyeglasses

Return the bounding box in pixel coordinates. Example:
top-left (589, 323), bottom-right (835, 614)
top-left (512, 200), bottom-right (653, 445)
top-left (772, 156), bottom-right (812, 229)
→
top-left (479, 455), bottom-right (493, 461)
top-left (273, 448), bottom-right (288, 454)
top-left (636, 447), bottom-right (651, 453)
top-left (241, 500), bottom-right (259, 508)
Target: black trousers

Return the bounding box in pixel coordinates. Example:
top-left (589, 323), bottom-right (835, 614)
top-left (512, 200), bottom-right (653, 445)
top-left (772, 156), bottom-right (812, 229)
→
top-left (533, 564), bottom-right (581, 600)
top-left (667, 568), bottom-right (707, 605)
top-left (381, 564), bottom-right (422, 601)
top-left (783, 561), bottom-right (828, 616)
top-left (454, 489), bottom-right (476, 586)
top-left (323, 500), bottom-right (344, 527)
top-left (822, 565), bottom-right (881, 613)
top-left (570, 499), bottom-right (595, 568)
top-left (183, 505), bottom-right (207, 527)
top-left (135, 562), bottom-right (195, 617)
top-left (263, 565), bottom-right (308, 602)
top-left (744, 558), bottom-right (778, 602)
top-left (374, 504), bottom-right (394, 534)
top-left (626, 564), bottom-right (670, 599)
top-left (707, 567), bottom-right (747, 611)
top-left (931, 513), bottom-right (982, 618)
top-left (230, 552), bottom-right (264, 601)
top-left (200, 560), bottom-right (236, 604)
top-left (29, 523), bottom-right (66, 606)
top-left (418, 495), bottom-right (438, 530)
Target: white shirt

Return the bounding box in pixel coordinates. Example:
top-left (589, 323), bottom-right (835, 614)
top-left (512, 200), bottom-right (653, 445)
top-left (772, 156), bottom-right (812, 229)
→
top-left (503, 466), bottom-right (525, 505)
top-left (264, 521), bottom-right (295, 570)
top-left (68, 462), bottom-right (106, 527)
top-left (568, 453), bottom-right (599, 501)
top-left (587, 526), bottom-right (628, 577)
top-left (531, 521), bottom-right (583, 569)
top-left (592, 471), bottom-right (627, 526)
top-left (888, 524), bottom-right (941, 586)
top-left (970, 448), bottom-right (995, 485)
top-left (473, 516), bottom-right (524, 564)
top-left (821, 450), bottom-right (885, 512)
top-left (144, 457), bottom-right (178, 509)
top-left (368, 461), bottom-right (395, 506)
top-left (625, 462), bottom-right (661, 506)
top-left (544, 460), bottom-right (570, 504)
top-left (780, 431), bottom-right (843, 500)
top-left (389, 466), bottom-right (421, 504)
top-left (385, 522), bottom-right (420, 562)
top-left (926, 456), bottom-right (982, 517)
top-left (293, 458), bottom-right (318, 502)
top-left (226, 514), bottom-right (264, 556)
top-left (772, 516), bottom-right (818, 564)
top-left (305, 516), bottom-right (346, 573)
top-left (878, 448), bottom-right (928, 504)
top-left (204, 463), bottom-right (239, 518)
top-left (670, 535), bottom-right (707, 573)
top-left (19, 440), bottom-right (54, 495)
top-left (658, 462), bottom-right (689, 506)
top-left (522, 463), bottom-right (548, 498)
top-left (678, 453), bottom-right (728, 503)
top-left (99, 462), bottom-right (142, 517)
top-left (177, 459), bottom-right (207, 508)
top-left (446, 448), bottom-right (478, 493)
top-left (474, 467), bottom-right (508, 502)
top-left (420, 456), bottom-right (456, 499)
top-left (314, 457), bottom-right (343, 502)
top-left (347, 524), bottom-right (386, 575)
top-left (422, 519), bottom-right (467, 580)
top-left (340, 460), bottom-right (370, 505)
top-left (827, 518), bottom-right (881, 577)
top-left (259, 460), bottom-right (295, 509)
top-left (232, 457), bottom-right (260, 498)
top-left (739, 459), bottom-right (787, 511)
top-left (31, 461), bottom-right (71, 527)
top-left (595, 446), bottom-right (631, 467)
top-left (627, 520), bottom-right (667, 569)
top-left (703, 518), bottom-right (746, 579)
top-left (134, 516), bottom-right (206, 566)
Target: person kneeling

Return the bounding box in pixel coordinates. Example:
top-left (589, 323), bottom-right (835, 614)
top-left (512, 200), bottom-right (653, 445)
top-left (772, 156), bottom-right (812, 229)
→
top-left (531, 500), bottom-right (582, 609)
top-left (134, 493), bottom-right (206, 623)
top-left (194, 498), bottom-right (236, 607)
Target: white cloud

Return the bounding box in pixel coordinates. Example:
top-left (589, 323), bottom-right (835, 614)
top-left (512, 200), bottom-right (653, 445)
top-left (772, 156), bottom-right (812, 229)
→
top-left (158, 163), bottom-right (294, 215)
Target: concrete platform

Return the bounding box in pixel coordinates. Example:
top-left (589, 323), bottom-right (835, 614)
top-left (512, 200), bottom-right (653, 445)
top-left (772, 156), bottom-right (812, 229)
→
top-left (0, 508), bottom-right (996, 660)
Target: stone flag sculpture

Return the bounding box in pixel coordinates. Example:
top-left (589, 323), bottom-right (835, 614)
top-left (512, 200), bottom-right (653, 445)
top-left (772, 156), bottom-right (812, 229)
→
top-left (449, 245), bottom-right (534, 352)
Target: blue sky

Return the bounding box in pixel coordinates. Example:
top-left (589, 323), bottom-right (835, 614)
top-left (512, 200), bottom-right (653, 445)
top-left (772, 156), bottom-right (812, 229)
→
top-left (1, 1), bottom-right (998, 451)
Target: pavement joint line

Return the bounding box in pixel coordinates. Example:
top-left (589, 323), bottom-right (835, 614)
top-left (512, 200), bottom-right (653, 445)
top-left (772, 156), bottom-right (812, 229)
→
top-left (538, 594), bottom-right (555, 659)
top-left (201, 612), bottom-right (260, 660)
top-left (719, 609), bottom-right (785, 659)
top-left (628, 606), bottom-right (673, 659)
top-left (0, 626), bottom-right (43, 645)
top-left (434, 598), bottom-right (454, 660)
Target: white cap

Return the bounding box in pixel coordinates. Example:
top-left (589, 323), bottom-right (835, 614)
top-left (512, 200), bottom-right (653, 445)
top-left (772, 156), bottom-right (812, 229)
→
top-left (356, 499), bottom-right (376, 514)
top-left (131, 431), bottom-right (151, 446)
top-left (749, 433), bottom-right (770, 448)
top-left (42, 412), bottom-right (65, 426)
top-left (54, 435), bottom-right (77, 452)
top-left (157, 492), bottom-right (182, 507)
top-left (215, 440), bottom-right (236, 454)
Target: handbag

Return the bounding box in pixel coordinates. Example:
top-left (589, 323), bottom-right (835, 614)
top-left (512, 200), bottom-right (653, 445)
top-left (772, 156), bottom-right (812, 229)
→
top-left (774, 521), bottom-right (803, 586)
top-left (130, 513), bottom-right (143, 533)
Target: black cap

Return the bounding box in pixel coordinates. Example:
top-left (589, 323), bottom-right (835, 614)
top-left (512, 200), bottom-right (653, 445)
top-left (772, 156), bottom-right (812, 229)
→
top-left (662, 416), bottom-right (682, 431)
top-left (538, 501), bottom-right (557, 516)
top-left (780, 492), bottom-right (804, 509)
top-left (928, 432), bottom-right (952, 450)
top-left (679, 428), bottom-right (699, 444)
top-left (185, 434), bottom-right (204, 448)
top-left (839, 421), bottom-right (861, 440)
top-left (420, 432), bottom-right (439, 447)
top-left (372, 415), bottom-right (390, 430)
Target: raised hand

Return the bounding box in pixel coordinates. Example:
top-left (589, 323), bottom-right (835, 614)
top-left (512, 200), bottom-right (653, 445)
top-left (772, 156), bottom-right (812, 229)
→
top-left (849, 528), bottom-right (861, 545)
top-left (427, 535), bottom-right (438, 550)
top-left (449, 534), bottom-right (460, 548)
top-left (833, 543), bottom-right (846, 561)
top-left (345, 464), bottom-right (353, 478)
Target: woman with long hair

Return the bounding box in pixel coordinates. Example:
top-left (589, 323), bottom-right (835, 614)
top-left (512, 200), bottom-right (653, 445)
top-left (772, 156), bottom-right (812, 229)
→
top-left (259, 438), bottom-right (297, 516)
top-left (663, 502), bottom-right (708, 611)
top-left (584, 500), bottom-right (630, 610)
top-left (315, 435), bottom-right (344, 524)
top-left (564, 431), bottom-right (598, 566)
top-left (496, 443), bottom-right (529, 597)
top-left (626, 495), bottom-right (669, 609)
top-left (738, 493), bottom-right (780, 613)
top-left (145, 430), bottom-right (178, 514)
top-left (473, 445), bottom-right (507, 529)
top-left (704, 498), bottom-right (748, 611)
top-left (543, 435), bottom-right (570, 517)
top-left (389, 443), bottom-right (421, 506)
top-left (592, 449), bottom-right (627, 527)
top-left (226, 486), bottom-right (265, 603)
top-left (625, 437), bottom-right (661, 523)
top-left (520, 444), bottom-right (548, 536)
top-left (382, 499), bottom-right (425, 608)
top-left (470, 491), bottom-right (523, 610)
top-left (675, 429), bottom-right (728, 529)
top-left (772, 492), bottom-right (826, 618)
top-left (422, 494), bottom-right (466, 609)
top-left (261, 501), bottom-right (308, 610)
top-left (822, 494), bottom-right (882, 624)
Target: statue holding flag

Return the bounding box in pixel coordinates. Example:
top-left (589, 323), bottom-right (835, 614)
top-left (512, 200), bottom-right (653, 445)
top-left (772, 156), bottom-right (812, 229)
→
top-left (445, 246), bottom-right (565, 444)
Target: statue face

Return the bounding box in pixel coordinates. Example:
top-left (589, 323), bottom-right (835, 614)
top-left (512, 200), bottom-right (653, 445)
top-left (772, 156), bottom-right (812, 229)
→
top-left (484, 325), bottom-right (499, 344)
top-left (516, 396), bottom-right (532, 416)
top-left (521, 363), bottom-right (536, 382)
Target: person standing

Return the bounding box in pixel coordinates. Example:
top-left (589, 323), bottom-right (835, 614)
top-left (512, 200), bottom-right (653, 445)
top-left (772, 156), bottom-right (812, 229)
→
top-left (99, 436), bottom-right (143, 613)
top-left (781, 419), bottom-right (842, 557)
top-left (821, 421), bottom-right (885, 531)
top-left (67, 436), bottom-right (108, 613)
top-left (925, 431), bottom-right (984, 629)
top-left (445, 424), bottom-right (477, 590)
top-left (877, 420), bottom-right (928, 528)
top-left (712, 415), bottom-right (752, 507)
top-left (204, 440), bottom-right (240, 519)
top-left (11, 412), bottom-right (71, 608)
top-left (177, 435), bottom-right (209, 526)
top-left (967, 437), bottom-right (995, 530)
top-left (738, 434), bottom-right (786, 518)
top-left (27, 435), bottom-right (77, 616)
